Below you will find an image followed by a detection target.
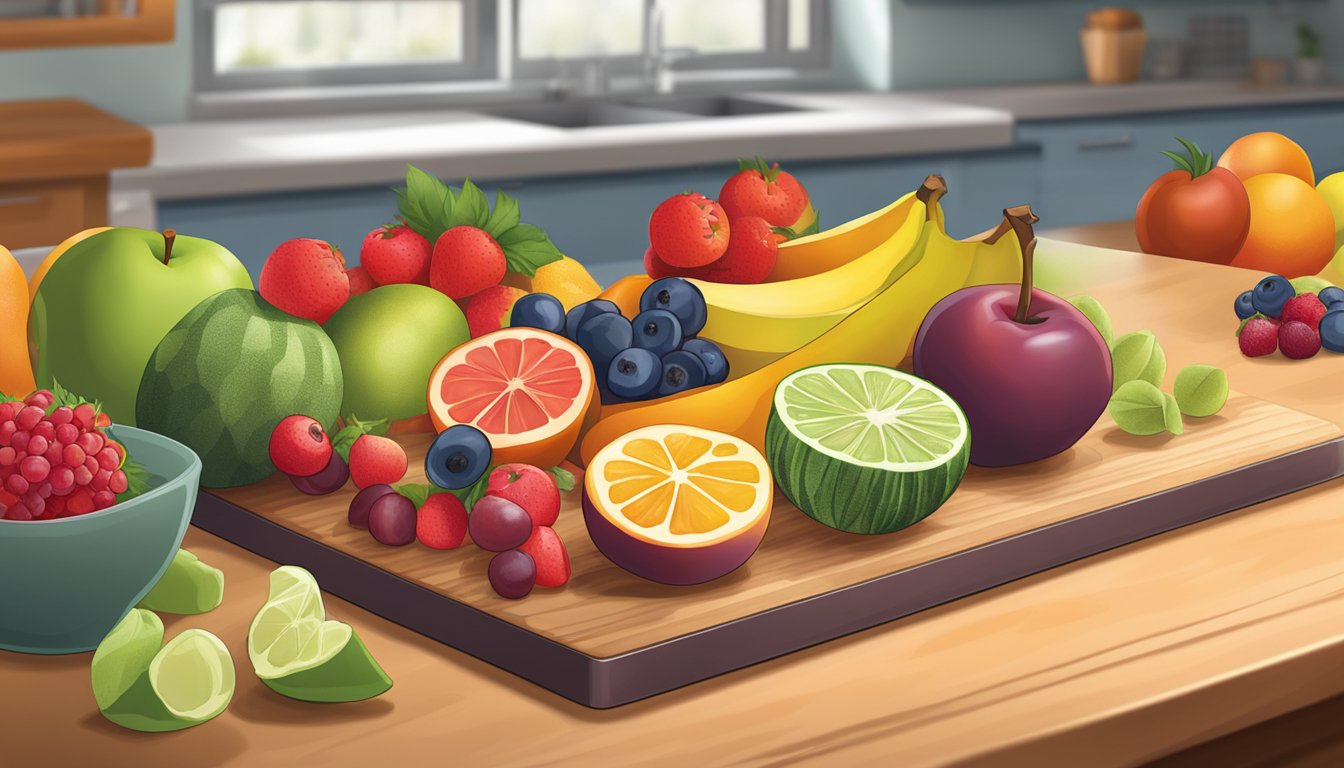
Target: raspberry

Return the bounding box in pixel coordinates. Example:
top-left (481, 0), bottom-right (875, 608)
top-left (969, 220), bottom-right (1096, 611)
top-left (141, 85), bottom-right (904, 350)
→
top-left (27, 435), bottom-right (48, 457)
top-left (348, 435), bottom-right (408, 489)
top-left (43, 442), bottom-right (61, 466)
top-left (415, 493), bottom-right (468, 549)
top-left (76, 430), bottom-right (103, 456)
top-left (109, 470), bottom-right (128, 494)
top-left (47, 406), bottom-right (72, 427)
top-left (54, 423), bottom-right (78, 446)
top-left (92, 469), bottom-right (111, 492)
top-left (73, 465), bottom-right (92, 487)
top-left (96, 447), bottom-right (120, 471)
top-left (19, 456), bottom-right (49, 484)
top-left (268, 415), bottom-right (333, 477)
top-left (63, 444), bottom-right (85, 468)
top-left (1238, 316), bottom-right (1279, 357)
top-left (1281, 293), bottom-right (1328, 328)
top-left (31, 421), bottom-right (53, 441)
top-left (14, 405), bottom-right (42, 431)
top-left (72, 403), bottom-right (95, 430)
top-left (1279, 320), bottom-right (1321, 359)
top-left (24, 390), bottom-right (52, 410)
top-left (50, 466), bottom-right (74, 493)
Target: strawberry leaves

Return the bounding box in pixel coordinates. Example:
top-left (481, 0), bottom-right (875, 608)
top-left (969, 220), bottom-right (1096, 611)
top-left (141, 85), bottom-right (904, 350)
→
top-left (395, 164), bottom-right (562, 277)
top-left (331, 415), bottom-right (389, 463)
top-left (546, 466), bottom-right (576, 492)
top-left (738, 155), bottom-right (780, 184)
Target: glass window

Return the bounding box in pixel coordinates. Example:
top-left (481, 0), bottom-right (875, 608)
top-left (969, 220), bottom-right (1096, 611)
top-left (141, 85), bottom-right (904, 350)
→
top-left (515, 0), bottom-right (642, 59)
top-left (662, 0), bottom-right (766, 54)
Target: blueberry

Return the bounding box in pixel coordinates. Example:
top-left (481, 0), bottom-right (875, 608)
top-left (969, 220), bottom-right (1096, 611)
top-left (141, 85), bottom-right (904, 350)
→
top-left (1234, 290), bottom-right (1256, 320)
top-left (681, 338), bottom-right (729, 384)
top-left (1251, 275), bottom-right (1294, 318)
top-left (640, 278), bottom-right (707, 337)
top-left (607, 348), bottom-right (663, 400)
top-left (631, 309), bottom-right (683, 356)
top-left (425, 424), bottom-right (492, 490)
top-left (1320, 285), bottom-right (1344, 309)
top-left (659, 350), bottom-right (708, 396)
top-left (511, 293), bottom-right (566, 334)
top-left (575, 312), bottom-right (633, 373)
top-left (1321, 308), bottom-right (1344, 353)
top-left (564, 299), bottom-right (620, 341)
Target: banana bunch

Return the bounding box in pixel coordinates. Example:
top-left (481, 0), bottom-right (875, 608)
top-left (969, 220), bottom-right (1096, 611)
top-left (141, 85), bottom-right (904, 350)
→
top-left (691, 177), bottom-right (1024, 378)
top-left (580, 193), bottom-right (1034, 463)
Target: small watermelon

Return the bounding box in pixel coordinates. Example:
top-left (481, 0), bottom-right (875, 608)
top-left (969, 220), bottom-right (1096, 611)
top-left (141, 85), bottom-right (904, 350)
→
top-left (136, 289), bottom-right (343, 487)
top-left (765, 363), bottom-right (969, 535)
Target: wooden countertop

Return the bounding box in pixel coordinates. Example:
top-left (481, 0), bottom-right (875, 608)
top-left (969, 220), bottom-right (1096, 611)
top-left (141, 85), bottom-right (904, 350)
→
top-left (0, 99), bottom-right (152, 183)
top-left (7, 227), bottom-right (1344, 767)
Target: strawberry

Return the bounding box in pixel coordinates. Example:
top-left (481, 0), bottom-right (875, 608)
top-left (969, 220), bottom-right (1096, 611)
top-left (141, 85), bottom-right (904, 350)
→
top-left (719, 157), bottom-right (809, 228)
top-left (346, 265), bottom-right (377, 296)
top-left (1280, 293), bottom-right (1328, 328)
top-left (648, 193), bottom-right (731, 268)
top-left (486, 463), bottom-right (560, 527)
top-left (518, 525), bottom-right (570, 587)
top-left (1279, 320), bottom-right (1321, 359)
top-left (268, 415), bottom-right (332, 477)
top-left (348, 434), bottom-right (407, 488)
top-left (465, 285), bottom-right (527, 338)
top-left (431, 226), bottom-right (507, 300)
top-left (690, 216), bottom-right (780, 284)
top-left (416, 493), bottom-right (468, 549)
top-left (644, 246), bottom-right (687, 280)
top-left (259, 238), bottom-right (350, 324)
top-left (360, 223), bottom-right (431, 285)
top-left (1238, 316), bottom-right (1279, 357)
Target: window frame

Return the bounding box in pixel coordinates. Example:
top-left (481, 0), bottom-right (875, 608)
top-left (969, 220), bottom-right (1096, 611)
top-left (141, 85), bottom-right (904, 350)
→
top-left (194, 0), bottom-right (499, 92)
top-left (508, 0), bottom-right (830, 81)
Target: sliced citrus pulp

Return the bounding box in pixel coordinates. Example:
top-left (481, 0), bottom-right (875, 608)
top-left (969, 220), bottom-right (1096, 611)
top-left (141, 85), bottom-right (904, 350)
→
top-left (582, 424), bottom-right (772, 585)
top-left (428, 327), bottom-right (596, 468)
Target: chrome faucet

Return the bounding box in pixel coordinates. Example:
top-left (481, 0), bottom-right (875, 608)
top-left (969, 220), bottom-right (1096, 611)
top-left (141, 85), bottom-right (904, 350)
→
top-left (644, 0), bottom-right (692, 94)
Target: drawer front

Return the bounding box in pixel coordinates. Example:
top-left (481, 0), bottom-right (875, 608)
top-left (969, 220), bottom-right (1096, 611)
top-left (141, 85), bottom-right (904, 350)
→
top-left (0, 177), bottom-right (107, 251)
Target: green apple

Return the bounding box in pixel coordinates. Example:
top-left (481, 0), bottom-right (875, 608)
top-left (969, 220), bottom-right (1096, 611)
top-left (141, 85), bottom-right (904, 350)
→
top-left (323, 284), bottom-right (469, 423)
top-left (28, 228), bottom-right (253, 425)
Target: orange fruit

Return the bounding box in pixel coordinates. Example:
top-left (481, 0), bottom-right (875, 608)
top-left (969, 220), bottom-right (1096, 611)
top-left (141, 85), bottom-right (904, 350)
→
top-left (1230, 173), bottom-right (1336, 277)
top-left (1217, 132), bottom-right (1315, 186)
top-left (581, 424), bottom-right (772, 585)
top-left (427, 327), bottom-right (596, 468)
top-left (501, 255), bottom-right (601, 311)
top-left (28, 227), bottom-right (112, 304)
top-left (597, 273), bottom-right (652, 319)
top-left (0, 245), bottom-right (35, 397)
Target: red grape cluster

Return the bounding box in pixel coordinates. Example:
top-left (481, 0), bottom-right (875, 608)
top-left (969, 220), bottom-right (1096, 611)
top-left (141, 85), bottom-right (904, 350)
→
top-left (0, 390), bottom-right (128, 521)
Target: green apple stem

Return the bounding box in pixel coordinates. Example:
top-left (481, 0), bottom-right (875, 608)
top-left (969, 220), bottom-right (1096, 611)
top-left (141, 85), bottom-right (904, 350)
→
top-left (1003, 205), bottom-right (1041, 324)
top-left (162, 229), bottom-right (177, 266)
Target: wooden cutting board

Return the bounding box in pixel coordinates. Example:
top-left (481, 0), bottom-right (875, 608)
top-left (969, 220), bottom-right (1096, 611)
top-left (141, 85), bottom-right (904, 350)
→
top-left (195, 391), bottom-right (1344, 708)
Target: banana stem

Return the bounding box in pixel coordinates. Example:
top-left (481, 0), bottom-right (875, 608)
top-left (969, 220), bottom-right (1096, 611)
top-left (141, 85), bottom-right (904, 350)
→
top-left (162, 229), bottom-right (177, 266)
top-left (916, 175), bottom-right (947, 221)
top-left (1002, 205), bottom-right (1040, 324)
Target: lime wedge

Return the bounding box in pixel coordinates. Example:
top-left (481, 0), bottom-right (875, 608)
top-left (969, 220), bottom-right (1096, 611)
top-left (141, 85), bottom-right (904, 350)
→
top-left (137, 549), bottom-right (225, 615)
top-left (92, 609), bottom-right (235, 732)
top-left (766, 364), bottom-right (969, 534)
top-left (248, 566), bottom-right (392, 703)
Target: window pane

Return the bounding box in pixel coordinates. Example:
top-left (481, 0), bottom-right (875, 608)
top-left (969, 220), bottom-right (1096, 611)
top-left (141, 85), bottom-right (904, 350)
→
top-left (516, 0), bottom-right (642, 59)
top-left (215, 1), bottom-right (463, 73)
top-left (788, 0), bottom-right (810, 50)
top-left (663, 0), bottom-right (765, 54)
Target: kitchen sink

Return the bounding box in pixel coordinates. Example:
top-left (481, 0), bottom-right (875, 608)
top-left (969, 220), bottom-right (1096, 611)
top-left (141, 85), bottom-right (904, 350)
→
top-left (477, 96), bottom-right (807, 129)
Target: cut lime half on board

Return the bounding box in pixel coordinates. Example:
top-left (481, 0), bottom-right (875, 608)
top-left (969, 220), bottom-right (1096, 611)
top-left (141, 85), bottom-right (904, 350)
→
top-left (91, 608), bottom-right (235, 732)
top-left (247, 566), bottom-right (392, 703)
top-left (765, 363), bottom-right (969, 534)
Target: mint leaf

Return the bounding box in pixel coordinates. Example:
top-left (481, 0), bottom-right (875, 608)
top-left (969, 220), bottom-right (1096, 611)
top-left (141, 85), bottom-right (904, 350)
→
top-left (117, 456), bottom-right (154, 504)
top-left (330, 415), bottom-right (390, 462)
top-left (397, 164), bottom-right (453, 242)
top-left (447, 469), bottom-right (493, 512)
top-left (495, 222), bottom-right (547, 247)
top-left (500, 238), bottom-right (563, 276)
top-left (396, 482), bottom-right (450, 509)
top-left (483, 189), bottom-right (521, 239)
top-left (546, 466), bottom-right (576, 492)
top-left (452, 178), bottom-right (489, 229)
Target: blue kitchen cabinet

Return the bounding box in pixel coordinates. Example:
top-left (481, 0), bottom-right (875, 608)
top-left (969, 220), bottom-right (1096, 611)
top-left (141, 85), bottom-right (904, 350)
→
top-left (158, 149), bottom-right (1038, 284)
top-left (1019, 104), bottom-right (1344, 227)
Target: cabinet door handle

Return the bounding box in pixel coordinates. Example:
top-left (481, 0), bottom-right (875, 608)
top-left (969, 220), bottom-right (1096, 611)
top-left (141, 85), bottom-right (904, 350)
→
top-left (1077, 135), bottom-right (1134, 151)
top-left (0, 195), bottom-right (40, 207)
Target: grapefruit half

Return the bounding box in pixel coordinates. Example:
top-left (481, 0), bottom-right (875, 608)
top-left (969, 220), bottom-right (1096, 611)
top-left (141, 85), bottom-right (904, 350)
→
top-left (427, 327), bottom-right (597, 468)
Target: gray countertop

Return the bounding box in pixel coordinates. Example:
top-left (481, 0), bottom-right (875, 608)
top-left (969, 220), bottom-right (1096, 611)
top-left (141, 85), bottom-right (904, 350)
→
top-left (112, 80), bottom-right (1344, 201)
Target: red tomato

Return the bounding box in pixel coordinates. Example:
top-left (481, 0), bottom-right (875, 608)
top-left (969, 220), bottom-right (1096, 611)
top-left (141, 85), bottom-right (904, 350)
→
top-left (1134, 139), bottom-right (1251, 265)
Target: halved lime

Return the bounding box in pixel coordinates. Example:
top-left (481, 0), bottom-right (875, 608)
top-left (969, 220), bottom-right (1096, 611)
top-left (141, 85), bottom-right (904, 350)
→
top-left (765, 363), bottom-right (970, 534)
top-left (92, 609), bottom-right (235, 732)
top-left (137, 549), bottom-right (225, 615)
top-left (248, 566), bottom-right (392, 703)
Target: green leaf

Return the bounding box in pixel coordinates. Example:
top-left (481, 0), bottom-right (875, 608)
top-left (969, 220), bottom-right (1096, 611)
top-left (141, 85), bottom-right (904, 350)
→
top-left (396, 482), bottom-right (450, 509)
top-left (116, 457), bottom-right (154, 504)
top-left (451, 178), bottom-right (489, 229)
top-left (495, 222), bottom-right (547, 247)
top-left (498, 224), bottom-right (563, 276)
top-left (1173, 364), bottom-right (1229, 418)
top-left (546, 466), bottom-right (576, 492)
top-left (796, 214), bottom-right (821, 237)
top-left (1109, 380), bottom-right (1174, 436)
top-left (1110, 330), bottom-right (1166, 393)
top-left (1160, 150), bottom-right (1195, 176)
top-left (1163, 393), bottom-right (1184, 435)
top-left (330, 415), bottom-right (390, 463)
top-left (1067, 295), bottom-right (1114, 347)
top-left (483, 189), bottom-right (521, 239)
top-left (771, 225), bottom-right (800, 241)
top-left (397, 164), bottom-right (453, 242)
top-left (447, 470), bottom-right (493, 512)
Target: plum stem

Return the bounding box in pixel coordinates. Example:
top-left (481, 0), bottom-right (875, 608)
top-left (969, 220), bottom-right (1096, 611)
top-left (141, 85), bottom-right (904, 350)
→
top-left (162, 229), bottom-right (176, 265)
top-left (1002, 205), bottom-right (1040, 324)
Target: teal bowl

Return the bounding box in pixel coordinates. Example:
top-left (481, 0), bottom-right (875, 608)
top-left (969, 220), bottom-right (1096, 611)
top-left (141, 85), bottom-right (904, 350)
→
top-left (0, 426), bottom-right (201, 654)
